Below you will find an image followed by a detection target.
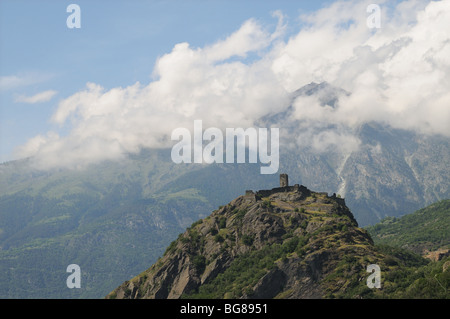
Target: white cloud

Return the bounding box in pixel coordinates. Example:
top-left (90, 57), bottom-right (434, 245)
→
top-left (16, 0), bottom-right (450, 169)
top-left (0, 73), bottom-right (53, 91)
top-left (274, 0), bottom-right (450, 137)
top-left (15, 90), bottom-right (57, 104)
top-left (0, 75), bottom-right (27, 91)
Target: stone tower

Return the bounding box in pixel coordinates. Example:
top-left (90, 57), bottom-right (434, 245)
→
top-left (280, 174), bottom-right (288, 187)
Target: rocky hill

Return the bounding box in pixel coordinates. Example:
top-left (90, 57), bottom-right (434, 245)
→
top-left (107, 177), bottom-right (403, 299)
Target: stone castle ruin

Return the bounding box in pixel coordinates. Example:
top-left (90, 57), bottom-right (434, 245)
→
top-left (245, 174), bottom-right (345, 205)
top-left (280, 173), bottom-right (288, 187)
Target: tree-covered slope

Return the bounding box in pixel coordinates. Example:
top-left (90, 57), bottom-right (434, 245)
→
top-left (366, 199), bottom-right (450, 254)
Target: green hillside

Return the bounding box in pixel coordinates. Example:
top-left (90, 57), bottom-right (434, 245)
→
top-left (366, 199), bottom-right (450, 254)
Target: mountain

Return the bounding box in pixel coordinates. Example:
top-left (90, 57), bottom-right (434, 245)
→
top-left (261, 81), bottom-right (450, 226)
top-left (366, 199), bottom-right (450, 256)
top-left (107, 179), bottom-right (448, 299)
top-left (1, 82), bottom-right (449, 298)
top-left (0, 150), bottom-right (206, 298)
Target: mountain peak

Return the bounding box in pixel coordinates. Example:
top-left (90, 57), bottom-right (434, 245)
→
top-left (291, 81), bottom-right (350, 108)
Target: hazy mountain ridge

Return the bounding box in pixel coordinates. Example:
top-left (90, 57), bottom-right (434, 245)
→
top-left (0, 149), bottom-right (216, 298)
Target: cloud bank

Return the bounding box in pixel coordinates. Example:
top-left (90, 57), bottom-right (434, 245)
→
top-left (16, 0), bottom-right (450, 169)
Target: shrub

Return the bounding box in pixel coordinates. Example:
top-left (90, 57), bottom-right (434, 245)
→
top-left (235, 209), bottom-right (247, 219)
top-left (190, 219), bottom-right (203, 228)
top-left (214, 234), bottom-right (224, 243)
top-left (242, 234), bottom-right (254, 246)
top-left (164, 240), bottom-right (177, 256)
top-left (384, 255), bottom-right (399, 266)
top-left (218, 217), bottom-right (227, 229)
top-left (263, 199), bottom-right (272, 208)
top-left (192, 255), bottom-right (206, 274)
top-left (283, 237), bottom-right (299, 254)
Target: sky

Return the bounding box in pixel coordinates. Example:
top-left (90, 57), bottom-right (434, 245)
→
top-left (0, 0), bottom-right (332, 164)
top-left (0, 0), bottom-right (449, 168)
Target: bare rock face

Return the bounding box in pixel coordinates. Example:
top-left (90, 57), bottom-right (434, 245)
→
top-left (424, 249), bottom-right (450, 262)
top-left (250, 268), bottom-right (287, 299)
top-left (106, 181), bottom-right (381, 299)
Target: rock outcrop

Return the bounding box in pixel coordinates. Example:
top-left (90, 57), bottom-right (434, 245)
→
top-left (107, 180), bottom-right (387, 299)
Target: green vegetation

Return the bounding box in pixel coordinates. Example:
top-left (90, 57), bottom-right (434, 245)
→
top-left (339, 199), bottom-right (450, 299)
top-left (262, 199), bottom-right (272, 208)
top-left (233, 209), bottom-right (247, 220)
top-left (185, 198), bottom-right (450, 299)
top-left (108, 184), bottom-right (450, 300)
top-left (218, 217), bottom-right (227, 229)
top-left (2, 145), bottom-right (449, 299)
top-left (214, 234), bottom-right (224, 243)
top-left (241, 234), bottom-right (254, 246)
top-left (0, 148), bottom-right (278, 299)
top-left (184, 236), bottom-right (309, 299)
top-left (366, 199), bottom-right (450, 253)
top-left (0, 149), bottom-right (223, 298)
top-left (329, 252), bottom-right (449, 299)
top-left (192, 255), bottom-right (207, 274)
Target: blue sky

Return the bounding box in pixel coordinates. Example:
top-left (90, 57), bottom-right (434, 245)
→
top-left (1, 0), bottom-right (448, 169)
top-left (0, 0), bottom-right (333, 163)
